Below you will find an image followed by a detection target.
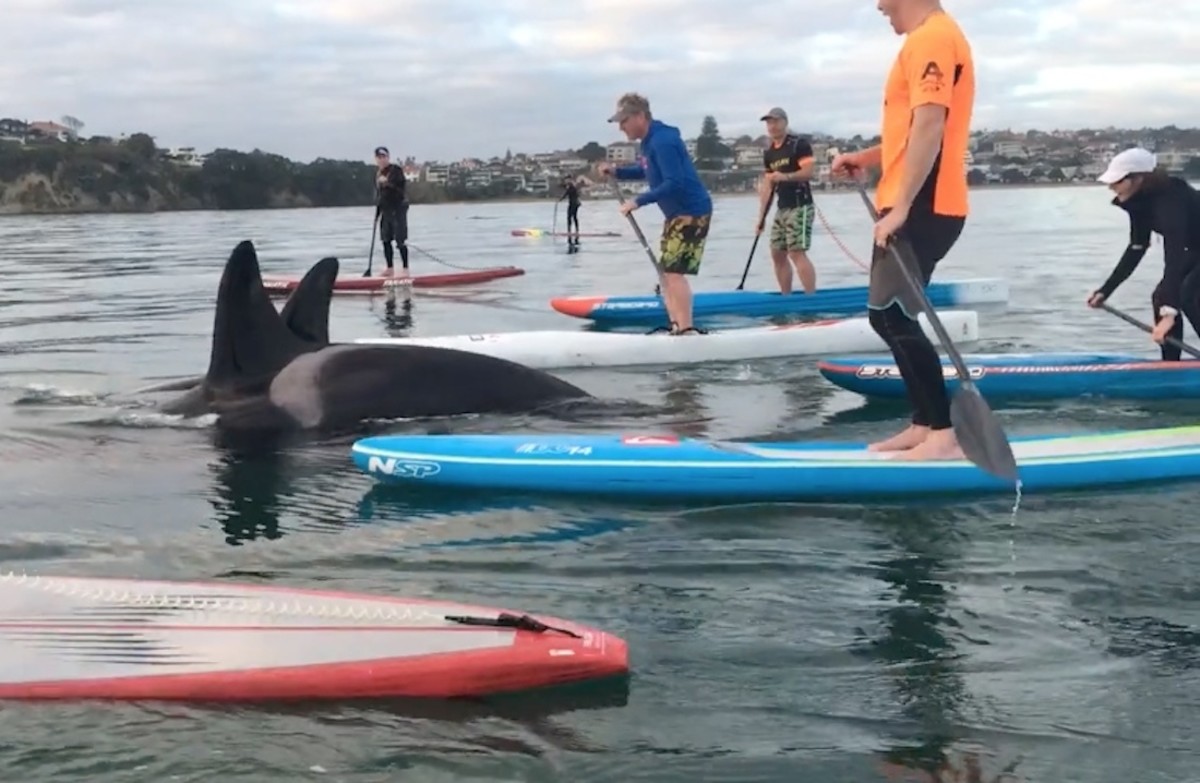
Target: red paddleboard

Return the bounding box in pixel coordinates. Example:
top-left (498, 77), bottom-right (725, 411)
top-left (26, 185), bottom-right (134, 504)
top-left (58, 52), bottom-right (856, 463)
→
top-left (0, 573), bottom-right (628, 701)
top-left (262, 266), bottom-right (525, 295)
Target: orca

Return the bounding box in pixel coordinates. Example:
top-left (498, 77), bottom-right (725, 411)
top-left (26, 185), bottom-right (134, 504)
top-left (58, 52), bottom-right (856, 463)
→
top-left (150, 252), bottom-right (338, 416)
top-left (193, 240), bottom-right (592, 433)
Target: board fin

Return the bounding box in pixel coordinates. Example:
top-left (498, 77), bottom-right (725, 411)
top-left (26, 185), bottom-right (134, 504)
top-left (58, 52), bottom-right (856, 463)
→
top-left (279, 256), bottom-right (338, 346)
top-left (204, 240), bottom-right (312, 391)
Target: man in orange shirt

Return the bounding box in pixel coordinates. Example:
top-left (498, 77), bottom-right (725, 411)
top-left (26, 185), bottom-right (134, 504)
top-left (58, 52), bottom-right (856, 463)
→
top-left (831, 0), bottom-right (974, 462)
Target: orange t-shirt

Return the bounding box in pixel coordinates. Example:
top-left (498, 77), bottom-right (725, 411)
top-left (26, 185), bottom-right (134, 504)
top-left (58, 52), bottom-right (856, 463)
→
top-left (875, 11), bottom-right (975, 217)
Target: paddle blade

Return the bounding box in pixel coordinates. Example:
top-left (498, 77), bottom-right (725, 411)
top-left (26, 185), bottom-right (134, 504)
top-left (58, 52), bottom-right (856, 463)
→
top-left (950, 387), bottom-right (1018, 482)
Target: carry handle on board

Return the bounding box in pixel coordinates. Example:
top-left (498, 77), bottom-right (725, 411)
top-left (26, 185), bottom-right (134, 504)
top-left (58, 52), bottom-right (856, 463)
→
top-left (853, 180), bottom-right (1018, 483)
top-left (1100, 302), bottom-right (1200, 359)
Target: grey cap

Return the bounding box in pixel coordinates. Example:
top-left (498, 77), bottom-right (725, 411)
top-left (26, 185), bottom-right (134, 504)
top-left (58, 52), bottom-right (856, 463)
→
top-left (760, 107), bottom-right (788, 122)
top-left (608, 92), bottom-right (651, 123)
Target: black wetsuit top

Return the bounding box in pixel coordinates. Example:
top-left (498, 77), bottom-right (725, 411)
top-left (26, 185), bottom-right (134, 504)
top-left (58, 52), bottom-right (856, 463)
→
top-left (1098, 176), bottom-right (1200, 309)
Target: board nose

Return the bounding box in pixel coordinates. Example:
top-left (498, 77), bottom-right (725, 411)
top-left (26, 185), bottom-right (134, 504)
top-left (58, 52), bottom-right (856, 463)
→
top-left (549, 296), bottom-right (605, 318)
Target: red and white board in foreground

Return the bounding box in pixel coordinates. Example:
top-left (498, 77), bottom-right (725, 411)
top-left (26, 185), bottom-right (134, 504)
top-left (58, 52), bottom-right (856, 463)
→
top-left (0, 573), bottom-right (628, 701)
top-left (261, 266), bottom-right (525, 295)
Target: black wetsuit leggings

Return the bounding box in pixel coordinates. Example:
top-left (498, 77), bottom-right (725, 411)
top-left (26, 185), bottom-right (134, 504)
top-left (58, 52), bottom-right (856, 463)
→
top-left (566, 203), bottom-right (580, 234)
top-left (379, 203), bottom-right (409, 269)
top-left (1153, 266), bottom-right (1200, 361)
top-left (867, 209), bottom-right (965, 431)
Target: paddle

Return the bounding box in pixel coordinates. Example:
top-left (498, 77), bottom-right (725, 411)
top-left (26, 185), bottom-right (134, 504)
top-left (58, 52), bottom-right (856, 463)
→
top-left (853, 180), bottom-right (1018, 482)
top-left (362, 201), bottom-right (380, 277)
top-left (552, 199), bottom-right (559, 242)
top-left (737, 184), bottom-right (775, 290)
top-left (609, 177), bottom-right (663, 274)
top-left (607, 175), bottom-right (664, 300)
top-left (1099, 302), bottom-right (1200, 358)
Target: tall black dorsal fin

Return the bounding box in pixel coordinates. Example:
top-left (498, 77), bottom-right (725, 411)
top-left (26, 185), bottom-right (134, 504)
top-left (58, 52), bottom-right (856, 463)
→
top-left (205, 240), bottom-right (311, 390)
top-left (278, 256), bottom-right (338, 346)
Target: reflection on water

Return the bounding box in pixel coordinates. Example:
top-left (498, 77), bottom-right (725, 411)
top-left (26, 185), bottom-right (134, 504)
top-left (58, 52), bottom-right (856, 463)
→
top-left (858, 507), bottom-right (1026, 782)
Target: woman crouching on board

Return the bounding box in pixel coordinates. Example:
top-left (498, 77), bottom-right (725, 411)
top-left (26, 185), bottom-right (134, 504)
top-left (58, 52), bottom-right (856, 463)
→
top-left (1087, 147), bottom-right (1200, 360)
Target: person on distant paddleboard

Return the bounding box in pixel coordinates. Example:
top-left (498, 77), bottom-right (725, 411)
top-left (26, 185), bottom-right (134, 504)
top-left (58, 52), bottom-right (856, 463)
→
top-left (559, 177), bottom-right (583, 240)
top-left (374, 146), bottom-right (410, 278)
top-left (757, 107), bottom-right (819, 295)
top-left (830, 0), bottom-right (975, 462)
top-left (596, 92), bottom-right (714, 336)
top-left (1086, 147), bottom-right (1200, 360)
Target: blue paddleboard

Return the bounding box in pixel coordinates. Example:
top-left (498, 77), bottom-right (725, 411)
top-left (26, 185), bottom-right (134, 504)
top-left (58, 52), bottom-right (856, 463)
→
top-left (818, 352), bottom-right (1200, 400)
top-left (549, 278), bottom-right (1008, 327)
top-left (350, 426), bottom-right (1200, 501)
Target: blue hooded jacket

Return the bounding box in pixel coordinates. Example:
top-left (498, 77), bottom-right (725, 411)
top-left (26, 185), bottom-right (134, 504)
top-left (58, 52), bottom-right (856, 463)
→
top-left (613, 119), bottom-right (712, 219)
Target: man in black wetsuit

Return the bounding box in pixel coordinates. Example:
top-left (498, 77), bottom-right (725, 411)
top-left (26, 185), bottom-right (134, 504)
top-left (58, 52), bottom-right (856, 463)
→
top-left (373, 146), bottom-right (409, 277)
top-left (559, 176), bottom-right (582, 239)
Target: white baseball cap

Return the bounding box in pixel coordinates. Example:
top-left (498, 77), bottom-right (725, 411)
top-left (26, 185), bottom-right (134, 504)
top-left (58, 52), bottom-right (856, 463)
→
top-left (1097, 147), bottom-right (1157, 184)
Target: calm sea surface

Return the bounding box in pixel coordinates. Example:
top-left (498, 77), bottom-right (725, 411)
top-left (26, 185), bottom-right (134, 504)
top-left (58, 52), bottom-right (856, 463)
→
top-left (1, 187), bottom-right (1198, 782)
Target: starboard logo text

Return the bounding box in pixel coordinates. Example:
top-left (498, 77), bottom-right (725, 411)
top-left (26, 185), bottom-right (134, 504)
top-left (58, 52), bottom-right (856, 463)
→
top-left (366, 457), bottom-right (442, 478)
top-left (855, 365), bottom-right (986, 380)
top-left (515, 443), bottom-right (593, 456)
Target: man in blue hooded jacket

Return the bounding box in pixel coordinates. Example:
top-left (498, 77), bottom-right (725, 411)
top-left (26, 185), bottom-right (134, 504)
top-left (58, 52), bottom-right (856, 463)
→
top-left (597, 92), bottom-right (713, 335)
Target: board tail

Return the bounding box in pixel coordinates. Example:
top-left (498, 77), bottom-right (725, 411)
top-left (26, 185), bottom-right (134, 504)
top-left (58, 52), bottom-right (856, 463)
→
top-left (205, 240), bottom-right (312, 390)
top-left (279, 256), bottom-right (338, 346)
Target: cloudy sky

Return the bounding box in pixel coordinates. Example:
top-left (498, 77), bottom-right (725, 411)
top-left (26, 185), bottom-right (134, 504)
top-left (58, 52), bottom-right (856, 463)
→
top-left (4, 0), bottom-right (1199, 164)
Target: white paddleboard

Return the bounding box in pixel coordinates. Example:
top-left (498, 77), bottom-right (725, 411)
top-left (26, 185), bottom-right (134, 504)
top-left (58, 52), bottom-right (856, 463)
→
top-left (353, 311), bottom-right (980, 369)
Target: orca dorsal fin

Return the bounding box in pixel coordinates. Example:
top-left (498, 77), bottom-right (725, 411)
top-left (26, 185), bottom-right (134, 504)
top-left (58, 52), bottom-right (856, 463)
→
top-left (205, 240), bottom-right (312, 391)
top-left (279, 256), bottom-right (338, 346)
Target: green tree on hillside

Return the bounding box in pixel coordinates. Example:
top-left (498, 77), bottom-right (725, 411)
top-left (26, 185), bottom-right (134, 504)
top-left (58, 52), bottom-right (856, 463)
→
top-left (695, 115), bottom-right (732, 170)
top-left (122, 132), bottom-right (157, 160)
top-left (576, 141), bottom-right (606, 162)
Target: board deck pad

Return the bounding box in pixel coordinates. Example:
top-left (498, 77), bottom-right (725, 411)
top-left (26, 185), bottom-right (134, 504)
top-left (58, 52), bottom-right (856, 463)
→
top-left (351, 426), bottom-right (1200, 501)
top-left (0, 574), bottom-right (627, 701)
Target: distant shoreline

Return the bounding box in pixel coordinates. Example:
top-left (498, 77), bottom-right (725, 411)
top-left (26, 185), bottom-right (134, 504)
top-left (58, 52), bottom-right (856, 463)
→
top-left (0, 179), bottom-right (1107, 218)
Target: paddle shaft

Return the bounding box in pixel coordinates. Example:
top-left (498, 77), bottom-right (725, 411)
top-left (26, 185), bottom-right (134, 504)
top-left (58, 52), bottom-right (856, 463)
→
top-left (1100, 302), bottom-right (1200, 359)
top-left (738, 185), bottom-right (775, 290)
top-left (854, 183), bottom-right (981, 391)
top-left (363, 198), bottom-right (380, 277)
top-left (609, 175), bottom-right (663, 275)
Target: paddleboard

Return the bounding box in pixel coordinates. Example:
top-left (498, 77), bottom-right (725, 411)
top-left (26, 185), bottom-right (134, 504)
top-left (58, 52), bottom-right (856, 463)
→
top-left (350, 425), bottom-right (1200, 501)
top-left (818, 352), bottom-right (1200, 400)
top-left (550, 278), bottom-right (1008, 326)
top-left (352, 311), bottom-right (980, 370)
top-left (511, 229), bottom-right (621, 238)
top-left (0, 574), bottom-right (627, 701)
top-left (262, 266), bottom-right (524, 296)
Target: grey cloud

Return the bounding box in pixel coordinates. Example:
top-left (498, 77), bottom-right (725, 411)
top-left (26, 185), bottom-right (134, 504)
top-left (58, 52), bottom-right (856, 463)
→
top-left (1, 0), bottom-right (1197, 163)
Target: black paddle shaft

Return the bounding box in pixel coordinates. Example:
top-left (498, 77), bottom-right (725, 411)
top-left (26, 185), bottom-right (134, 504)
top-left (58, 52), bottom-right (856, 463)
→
top-left (1100, 302), bottom-right (1200, 359)
top-left (738, 185), bottom-right (776, 290)
top-left (363, 199), bottom-right (380, 277)
top-left (854, 182), bottom-right (1018, 482)
top-left (609, 175), bottom-right (663, 275)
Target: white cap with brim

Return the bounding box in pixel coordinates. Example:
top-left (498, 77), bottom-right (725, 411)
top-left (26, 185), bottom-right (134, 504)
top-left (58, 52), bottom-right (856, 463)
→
top-left (1097, 147), bottom-right (1157, 184)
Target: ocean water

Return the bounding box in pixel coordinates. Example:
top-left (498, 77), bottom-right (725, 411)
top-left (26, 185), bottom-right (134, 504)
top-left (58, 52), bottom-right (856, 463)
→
top-left (1, 186), bottom-right (1198, 782)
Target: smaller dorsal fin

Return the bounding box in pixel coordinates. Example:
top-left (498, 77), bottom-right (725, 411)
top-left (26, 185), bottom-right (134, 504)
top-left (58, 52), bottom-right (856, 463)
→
top-left (204, 240), bottom-right (311, 391)
top-left (279, 256), bottom-right (338, 346)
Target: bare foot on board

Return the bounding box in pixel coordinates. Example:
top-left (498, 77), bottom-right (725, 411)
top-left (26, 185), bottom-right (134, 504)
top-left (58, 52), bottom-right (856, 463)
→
top-left (867, 424), bottom-right (929, 452)
top-left (888, 429), bottom-right (964, 462)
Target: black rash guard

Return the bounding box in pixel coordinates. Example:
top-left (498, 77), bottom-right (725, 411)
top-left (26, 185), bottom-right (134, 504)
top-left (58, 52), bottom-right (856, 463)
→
top-left (1097, 176), bottom-right (1200, 309)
